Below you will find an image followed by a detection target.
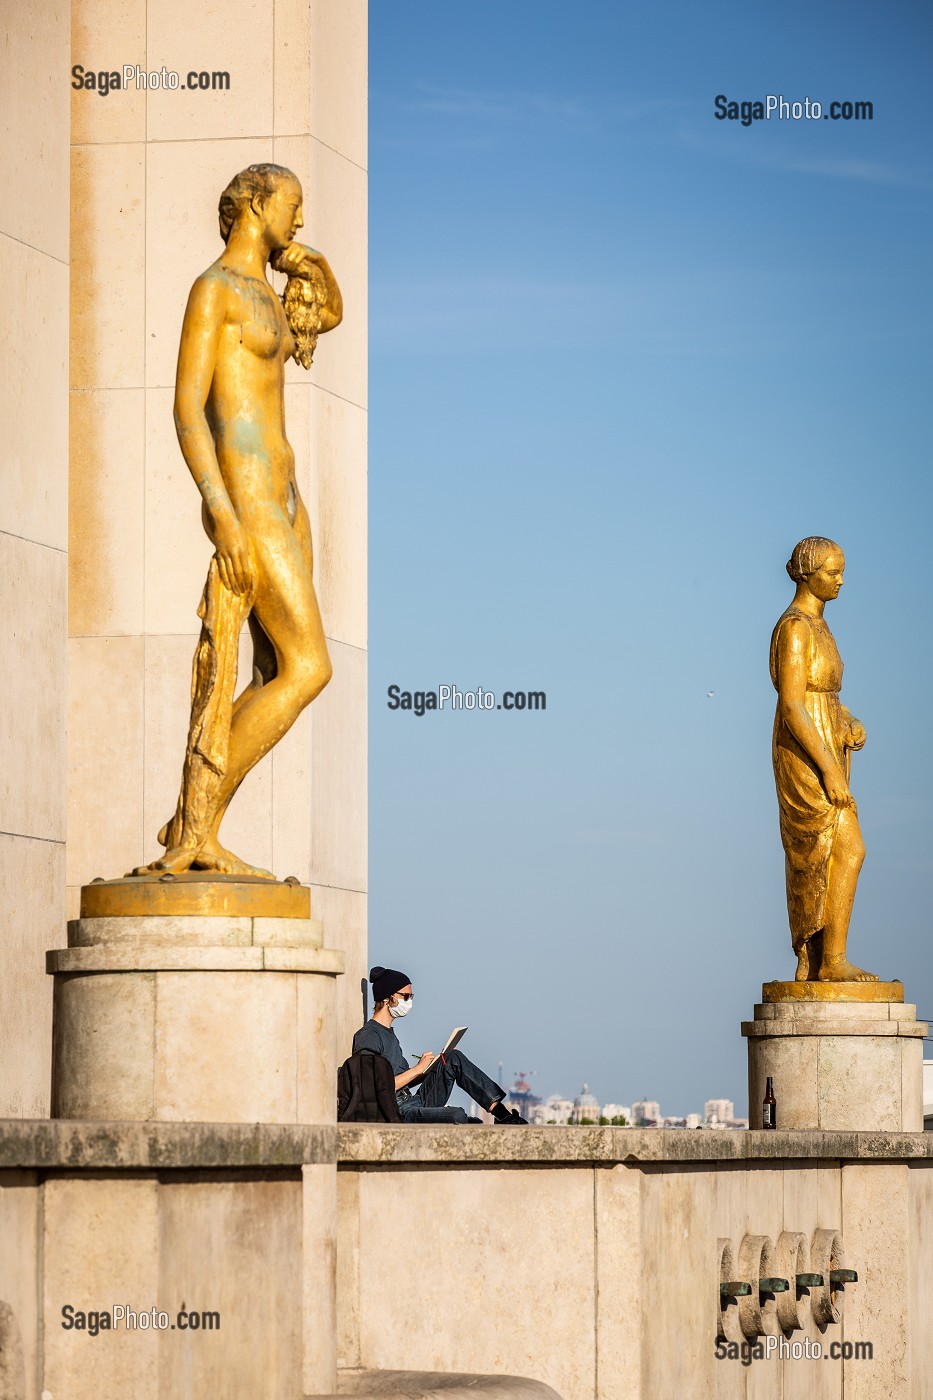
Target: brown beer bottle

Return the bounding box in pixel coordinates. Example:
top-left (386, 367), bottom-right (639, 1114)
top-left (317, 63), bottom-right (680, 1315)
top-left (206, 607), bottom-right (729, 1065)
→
top-left (762, 1075), bottom-right (777, 1129)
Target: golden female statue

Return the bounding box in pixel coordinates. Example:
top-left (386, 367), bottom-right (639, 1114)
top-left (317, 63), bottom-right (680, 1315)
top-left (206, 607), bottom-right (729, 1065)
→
top-left (136, 164), bottom-right (342, 878)
top-left (770, 537), bottom-right (877, 982)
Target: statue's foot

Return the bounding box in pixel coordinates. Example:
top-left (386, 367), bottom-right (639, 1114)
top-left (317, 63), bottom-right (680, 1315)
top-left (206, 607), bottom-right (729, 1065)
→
top-left (794, 932), bottom-right (822, 981)
top-left (818, 958), bottom-right (880, 983)
top-left (129, 845), bottom-right (200, 877)
top-left (192, 835), bottom-right (276, 880)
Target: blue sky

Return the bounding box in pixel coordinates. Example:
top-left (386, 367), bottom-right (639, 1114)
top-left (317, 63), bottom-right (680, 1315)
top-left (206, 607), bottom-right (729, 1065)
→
top-left (367, 1), bottom-right (933, 1117)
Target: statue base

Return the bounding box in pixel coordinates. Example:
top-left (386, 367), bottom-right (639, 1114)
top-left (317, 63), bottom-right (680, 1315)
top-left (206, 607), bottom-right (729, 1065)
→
top-left (742, 989), bottom-right (926, 1131)
top-left (81, 871), bottom-right (309, 919)
top-left (762, 978), bottom-right (905, 1004)
top-left (49, 883), bottom-right (344, 1124)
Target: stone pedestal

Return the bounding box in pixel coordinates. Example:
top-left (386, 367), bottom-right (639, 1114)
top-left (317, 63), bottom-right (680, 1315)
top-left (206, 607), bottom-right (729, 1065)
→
top-left (49, 877), bottom-right (344, 1124)
top-left (743, 983), bottom-right (926, 1131)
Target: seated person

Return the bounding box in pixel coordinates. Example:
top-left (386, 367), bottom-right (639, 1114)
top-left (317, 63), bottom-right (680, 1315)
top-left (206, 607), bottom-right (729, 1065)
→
top-left (352, 965), bottom-right (527, 1124)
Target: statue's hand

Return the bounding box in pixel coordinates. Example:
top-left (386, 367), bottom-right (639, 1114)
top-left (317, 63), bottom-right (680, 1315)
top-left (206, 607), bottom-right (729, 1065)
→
top-left (271, 242), bottom-right (323, 280)
top-left (846, 717), bottom-right (867, 751)
top-left (823, 764), bottom-right (854, 809)
top-left (213, 514), bottom-right (255, 596)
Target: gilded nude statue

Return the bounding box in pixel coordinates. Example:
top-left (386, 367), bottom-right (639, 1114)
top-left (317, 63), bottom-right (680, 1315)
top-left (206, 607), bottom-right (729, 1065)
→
top-left (770, 537), bottom-right (878, 982)
top-left (135, 163), bottom-right (342, 878)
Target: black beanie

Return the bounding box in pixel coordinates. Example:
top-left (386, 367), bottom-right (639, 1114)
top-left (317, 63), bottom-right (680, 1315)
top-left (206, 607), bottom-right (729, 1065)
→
top-left (370, 965), bottom-right (410, 1002)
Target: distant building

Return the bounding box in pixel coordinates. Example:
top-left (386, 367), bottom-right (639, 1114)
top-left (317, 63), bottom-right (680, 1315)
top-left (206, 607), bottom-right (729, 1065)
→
top-left (600, 1103), bottom-right (631, 1124)
top-left (685, 1113), bottom-right (701, 1130)
top-left (924, 1061), bottom-right (933, 1131)
top-left (571, 1084), bottom-right (601, 1123)
top-left (704, 1099), bottom-right (735, 1126)
top-left (632, 1099), bottom-right (661, 1126)
top-left (541, 1095), bottom-right (574, 1125)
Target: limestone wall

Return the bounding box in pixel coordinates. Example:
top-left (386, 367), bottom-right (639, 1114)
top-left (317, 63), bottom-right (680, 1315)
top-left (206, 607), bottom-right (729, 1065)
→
top-left (336, 1127), bottom-right (932, 1400)
top-left (0, 1123), bottom-right (930, 1398)
top-left (0, 1), bottom-right (71, 1117)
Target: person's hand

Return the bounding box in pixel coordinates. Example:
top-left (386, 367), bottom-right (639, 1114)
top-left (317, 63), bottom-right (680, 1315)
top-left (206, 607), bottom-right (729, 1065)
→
top-left (416, 1052), bottom-right (436, 1073)
top-left (823, 764), bottom-right (854, 809)
top-left (213, 514), bottom-right (254, 596)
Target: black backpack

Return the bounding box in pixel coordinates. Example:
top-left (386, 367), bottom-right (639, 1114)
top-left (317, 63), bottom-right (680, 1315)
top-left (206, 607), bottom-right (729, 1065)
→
top-left (337, 1051), bottom-right (404, 1123)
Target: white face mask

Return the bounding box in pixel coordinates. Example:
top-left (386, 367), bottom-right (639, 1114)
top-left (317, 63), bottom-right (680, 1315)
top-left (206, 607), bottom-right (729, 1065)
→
top-left (389, 995), bottom-right (412, 1019)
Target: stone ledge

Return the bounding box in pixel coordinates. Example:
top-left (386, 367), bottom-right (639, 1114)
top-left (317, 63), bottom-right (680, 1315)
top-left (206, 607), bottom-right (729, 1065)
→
top-left (3, 1122), bottom-right (932, 1171)
top-left (0, 1120), bottom-right (334, 1169)
top-left (328, 1370), bottom-right (563, 1399)
top-left (742, 1019), bottom-right (927, 1038)
top-left (335, 1124), bottom-right (933, 1165)
top-left (46, 945), bottom-right (344, 974)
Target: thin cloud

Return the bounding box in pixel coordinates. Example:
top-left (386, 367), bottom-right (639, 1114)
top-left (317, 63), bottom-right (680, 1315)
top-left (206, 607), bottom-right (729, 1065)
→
top-left (680, 126), bottom-right (932, 190)
top-left (378, 84), bottom-right (688, 135)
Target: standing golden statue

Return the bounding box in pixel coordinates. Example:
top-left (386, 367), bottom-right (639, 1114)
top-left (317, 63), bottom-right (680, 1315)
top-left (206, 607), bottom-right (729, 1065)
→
top-left (770, 537), bottom-right (878, 982)
top-left (136, 164), bottom-right (342, 878)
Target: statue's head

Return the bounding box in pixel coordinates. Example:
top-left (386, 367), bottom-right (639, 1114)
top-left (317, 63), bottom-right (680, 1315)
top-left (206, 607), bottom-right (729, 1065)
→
top-left (786, 536), bottom-right (843, 584)
top-left (218, 164), bottom-right (302, 248)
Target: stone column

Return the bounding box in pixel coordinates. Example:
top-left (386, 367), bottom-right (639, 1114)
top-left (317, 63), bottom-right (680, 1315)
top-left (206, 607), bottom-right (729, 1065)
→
top-left (743, 982), bottom-right (926, 1131)
top-left (50, 876), bottom-right (344, 1124)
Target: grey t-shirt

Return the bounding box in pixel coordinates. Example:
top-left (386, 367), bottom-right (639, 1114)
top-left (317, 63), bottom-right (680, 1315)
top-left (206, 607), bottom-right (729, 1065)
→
top-left (352, 1019), bottom-right (412, 1101)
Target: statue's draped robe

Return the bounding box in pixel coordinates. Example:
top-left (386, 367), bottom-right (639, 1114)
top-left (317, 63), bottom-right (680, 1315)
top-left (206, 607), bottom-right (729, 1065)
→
top-left (770, 607), bottom-right (849, 950)
top-left (159, 559), bottom-right (255, 854)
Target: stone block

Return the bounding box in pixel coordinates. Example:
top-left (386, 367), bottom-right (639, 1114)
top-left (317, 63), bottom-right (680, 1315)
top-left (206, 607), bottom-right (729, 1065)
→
top-left (0, 1172), bottom-right (39, 1400)
top-left (0, 535), bottom-right (66, 842)
top-left (594, 1165), bottom-right (641, 1399)
top-left (154, 970), bottom-right (298, 1122)
top-left (66, 635), bottom-right (145, 888)
top-left (0, 835), bottom-right (61, 1118)
top-left (42, 1176), bottom-right (160, 1398)
top-left (52, 970), bottom-right (156, 1119)
top-left (303, 1164), bottom-right (338, 1394)
top-left (311, 639), bottom-right (367, 893)
top-left (143, 385), bottom-right (214, 635)
top-left (69, 387), bottom-right (145, 637)
top-left (0, 240), bottom-right (68, 551)
top-left (158, 1176), bottom-right (302, 1395)
top-left (0, 2), bottom-right (69, 260)
top-left (71, 0), bottom-right (147, 145)
top-left (70, 142), bottom-right (145, 390)
top-left (146, 0), bottom-right (273, 145)
top-left (355, 1165), bottom-right (592, 1399)
top-left (273, 0), bottom-right (367, 169)
top-left (841, 1163), bottom-right (910, 1399)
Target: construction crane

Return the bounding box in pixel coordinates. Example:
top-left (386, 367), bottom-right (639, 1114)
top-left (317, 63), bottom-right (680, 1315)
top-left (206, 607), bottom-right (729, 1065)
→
top-left (507, 1069), bottom-right (540, 1120)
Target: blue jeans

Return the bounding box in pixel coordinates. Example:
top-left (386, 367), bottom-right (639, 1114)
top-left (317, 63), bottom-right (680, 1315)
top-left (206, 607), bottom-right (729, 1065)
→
top-left (397, 1049), bottom-right (505, 1124)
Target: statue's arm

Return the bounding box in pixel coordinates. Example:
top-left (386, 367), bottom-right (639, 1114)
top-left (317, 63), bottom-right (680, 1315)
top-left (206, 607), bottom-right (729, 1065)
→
top-left (273, 243), bottom-right (343, 333)
top-left (173, 276), bottom-right (253, 595)
top-left (775, 619), bottom-right (852, 807)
